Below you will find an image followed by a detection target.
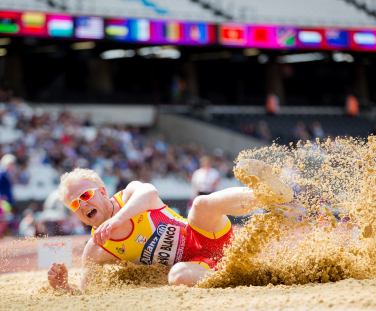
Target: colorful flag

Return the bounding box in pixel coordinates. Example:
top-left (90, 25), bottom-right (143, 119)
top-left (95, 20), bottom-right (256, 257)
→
top-left (353, 32), bottom-right (376, 46)
top-left (130, 19), bottom-right (150, 41)
top-left (21, 12), bottom-right (46, 35)
top-left (189, 24), bottom-right (200, 41)
top-left (0, 12), bottom-right (19, 34)
top-left (298, 30), bottom-right (322, 46)
top-left (299, 31), bottom-right (322, 43)
top-left (21, 13), bottom-right (45, 28)
top-left (254, 27), bottom-right (268, 43)
top-left (47, 15), bottom-right (73, 37)
top-left (105, 19), bottom-right (129, 40)
top-left (326, 29), bottom-right (348, 48)
top-left (276, 28), bottom-right (296, 47)
top-left (163, 22), bottom-right (182, 42)
top-left (75, 16), bottom-right (104, 39)
top-left (219, 25), bottom-right (246, 45)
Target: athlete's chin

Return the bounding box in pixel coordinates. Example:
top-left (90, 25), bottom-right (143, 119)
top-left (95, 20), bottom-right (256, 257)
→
top-left (86, 213), bottom-right (105, 228)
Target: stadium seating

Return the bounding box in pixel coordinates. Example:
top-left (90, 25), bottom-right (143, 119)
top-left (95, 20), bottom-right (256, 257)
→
top-left (12, 166), bottom-right (240, 201)
top-left (1, 99), bottom-right (238, 202)
top-left (208, 112), bottom-right (374, 145)
top-left (1, 0), bottom-right (375, 26)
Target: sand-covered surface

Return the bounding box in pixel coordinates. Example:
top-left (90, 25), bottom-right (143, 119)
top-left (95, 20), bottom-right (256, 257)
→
top-left (1, 268), bottom-right (376, 311)
top-left (4, 136), bottom-right (376, 310)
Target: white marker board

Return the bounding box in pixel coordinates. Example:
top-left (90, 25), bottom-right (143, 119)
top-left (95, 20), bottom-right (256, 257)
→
top-left (38, 238), bottom-right (72, 268)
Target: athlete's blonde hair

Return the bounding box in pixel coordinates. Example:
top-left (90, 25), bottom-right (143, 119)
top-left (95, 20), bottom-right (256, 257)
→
top-left (59, 167), bottom-right (105, 207)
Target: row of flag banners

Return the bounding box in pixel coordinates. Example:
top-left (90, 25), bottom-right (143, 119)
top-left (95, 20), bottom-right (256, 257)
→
top-left (0, 11), bottom-right (215, 45)
top-left (1, 10), bottom-right (376, 51)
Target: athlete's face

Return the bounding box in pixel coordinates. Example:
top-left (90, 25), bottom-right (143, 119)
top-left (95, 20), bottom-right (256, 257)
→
top-left (66, 179), bottom-right (111, 227)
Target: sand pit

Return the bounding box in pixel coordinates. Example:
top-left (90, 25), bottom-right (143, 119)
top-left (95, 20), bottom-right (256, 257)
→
top-left (1, 268), bottom-right (376, 311)
top-left (3, 136), bottom-right (376, 310)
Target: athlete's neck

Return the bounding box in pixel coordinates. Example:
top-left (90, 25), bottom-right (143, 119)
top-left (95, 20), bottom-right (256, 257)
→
top-left (110, 197), bottom-right (121, 218)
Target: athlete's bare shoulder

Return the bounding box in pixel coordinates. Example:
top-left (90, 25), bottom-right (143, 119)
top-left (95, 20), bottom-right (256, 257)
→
top-left (120, 181), bottom-right (164, 210)
top-left (82, 237), bottom-right (120, 266)
top-left (120, 180), bottom-right (143, 203)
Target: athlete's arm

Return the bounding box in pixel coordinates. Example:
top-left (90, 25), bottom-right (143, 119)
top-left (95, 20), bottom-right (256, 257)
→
top-left (93, 181), bottom-right (165, 245)
top-left (47, 239), bottom-right (119, 291)
top-left (120, 181), bottom-right (165, 217)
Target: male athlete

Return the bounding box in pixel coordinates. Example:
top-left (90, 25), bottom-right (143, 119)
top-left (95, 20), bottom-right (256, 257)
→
top-left (47, 159), bottom-right (293, 290)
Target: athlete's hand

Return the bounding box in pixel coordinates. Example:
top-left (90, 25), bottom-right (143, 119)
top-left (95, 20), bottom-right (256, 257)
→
top-left (47, 263), bottom-right (69, 290)
top-left (93, 216), bottom-right (123, 245)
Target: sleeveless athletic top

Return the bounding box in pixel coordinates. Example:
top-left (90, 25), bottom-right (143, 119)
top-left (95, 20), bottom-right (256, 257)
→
top-left (91, 191), bottom-right (188, 266)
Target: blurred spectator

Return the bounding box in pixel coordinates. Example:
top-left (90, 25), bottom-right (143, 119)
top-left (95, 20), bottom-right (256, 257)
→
top-left (37, 189), bottom-right (88, 236)
top-left (191, 156), bottom-right (221, 197)
top-left (293, 121), bottom-right (310, 141)
top-left (0, 154), bottom-right (16, 206)
top-left (15, 163), bottom-right (30, 185)
top-left (309, 122), bottom-right (325, 141)
top-left (212, 148), bottom-right (232, 178)
top-left (240, 122), bottom-right (257, 137)
top-left (0, 199), bottom-right (11, 237)
top-left (257, 121), bottom-right (272, 142)
top-left (67, 210), bottom-right (87, 235)
top-left (171, 75), bottom-right (186, 104)
top-left (154, 135), bottom-right (168, 154)
top-left (18, 208), bottom-right (36, 237)
top-left (239, 121), bottom-right (272, 142)
top-left (266, 93), bottom-right (280, 114)
top-left (115, 170), bottom-right (130, 193)
top-left (83, 112), bottom-right (93, 127)
top-left (346, 94), bottom-right (359, 116)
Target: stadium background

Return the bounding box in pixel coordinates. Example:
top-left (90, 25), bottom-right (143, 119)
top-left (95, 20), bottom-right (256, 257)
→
top-left (1, 0), bottom-right (376, 236)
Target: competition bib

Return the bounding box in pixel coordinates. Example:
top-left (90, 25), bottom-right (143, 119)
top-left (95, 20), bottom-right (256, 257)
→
top-left (140, 222), bottom-right (186, 266)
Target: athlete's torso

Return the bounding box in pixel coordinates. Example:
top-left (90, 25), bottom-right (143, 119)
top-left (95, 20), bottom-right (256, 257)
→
top-left (91, 191), bottom-right (188, 266)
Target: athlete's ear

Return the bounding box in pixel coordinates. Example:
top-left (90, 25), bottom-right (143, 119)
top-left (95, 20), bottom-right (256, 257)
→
top-left (99, 187), bottom-right (108, 198)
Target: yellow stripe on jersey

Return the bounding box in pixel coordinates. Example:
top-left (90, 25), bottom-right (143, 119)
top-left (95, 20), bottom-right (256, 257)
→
top-left (188, 217), bottom-right (231, 239)
top-left (113, 191), bottom-right (124, 208)
top-left (189, 261), bottom-right (210, 271)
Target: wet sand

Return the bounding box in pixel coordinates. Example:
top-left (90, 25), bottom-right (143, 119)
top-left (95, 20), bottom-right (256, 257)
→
top-left (1, 269), bottom-right (376, 311)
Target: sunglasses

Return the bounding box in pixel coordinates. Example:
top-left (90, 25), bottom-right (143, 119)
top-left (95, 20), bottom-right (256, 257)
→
top-left (69, 188), bottom-right (99, 211)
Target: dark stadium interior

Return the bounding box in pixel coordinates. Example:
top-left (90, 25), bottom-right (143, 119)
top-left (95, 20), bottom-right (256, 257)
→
top-left (1, 36), bottom-right (376, 107)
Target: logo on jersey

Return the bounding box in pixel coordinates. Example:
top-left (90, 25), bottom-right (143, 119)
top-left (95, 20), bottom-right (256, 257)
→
top-left (116, 244), bottom-right (126, 255)
top-left (135, 234), bottom-right (147, 245)
top-left (137, 215), bottom-right (144, 223)
top-left (140, 222), bottom-right (180, 266)
top-left (157, 223), bottom-right (167, 236)
top-left (157, 225), bottom-right (177, 266)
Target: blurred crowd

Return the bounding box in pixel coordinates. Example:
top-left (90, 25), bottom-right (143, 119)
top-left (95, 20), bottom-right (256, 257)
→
top-left (239, 121), bottom-right (272, 142)
top-left (0, 88), bottom-right (233, 238)
top-left (240, 120), bottom-right (327, 143)
top-left (292, 121), bottom-right (326, 142)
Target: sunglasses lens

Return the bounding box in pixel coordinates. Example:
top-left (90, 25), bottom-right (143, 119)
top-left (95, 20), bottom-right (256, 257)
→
top-left (70, 199), bottom-right (80, 211)
top-left (79, 189), bottom-right (94, 201)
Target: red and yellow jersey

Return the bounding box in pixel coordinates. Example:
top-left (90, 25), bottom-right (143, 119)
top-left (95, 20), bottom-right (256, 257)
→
top-left (92, 191), bottom-right (188, 266)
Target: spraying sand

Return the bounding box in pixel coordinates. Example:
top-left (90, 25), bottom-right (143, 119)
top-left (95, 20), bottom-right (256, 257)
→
top-left (199, 137), bottom-right (376, 288)
top-left (2, 136), bottom-right (376, 310)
